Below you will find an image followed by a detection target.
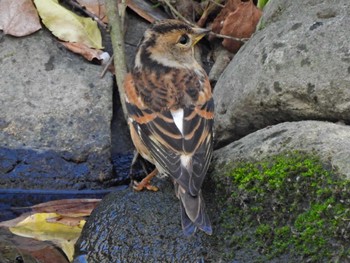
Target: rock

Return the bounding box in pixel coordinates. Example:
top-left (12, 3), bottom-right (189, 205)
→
top-left (74, 179), bottom-right (221, 262)
top-left (0, 29), bottom-right (113, 189)
top-left (212, 120), bottom-right (350, 179)
top-left (213, 0), bottom-right (350, 148)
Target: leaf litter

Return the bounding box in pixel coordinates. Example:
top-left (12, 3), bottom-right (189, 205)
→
top-left (0, 198), bottom-right (101, 262)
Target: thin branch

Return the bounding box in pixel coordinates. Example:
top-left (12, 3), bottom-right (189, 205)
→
top-left (159, 0), bottom-right (248, 44)
top-left (209, 32), bottom-right (250, 43)
top-left (197, 0), bottom-right (226, 26)
top-left (209, 0), bottom-right (225, 8)
top-left (162, 0), bottom-right (194, 26)
top-left (65, 0), bottom-right (107, 29)
top-left (105, 0), bottom-right (128, 121)
top-left (100, 54), bottom-right (114, 78)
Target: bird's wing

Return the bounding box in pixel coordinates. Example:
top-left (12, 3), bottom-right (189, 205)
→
top-left (178, 95), bottom-right (214, 196)
top-left (124, 73), bottom-right (214, 196)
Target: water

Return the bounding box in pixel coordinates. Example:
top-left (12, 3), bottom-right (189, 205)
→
top-left (0, 186), bottom-right (129, 222)
top-left (0, 152), bottom-right (150, 222)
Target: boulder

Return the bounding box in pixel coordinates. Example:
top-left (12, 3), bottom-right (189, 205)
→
top-left (0, 29), bottom-right (113, 189)
top-left (212, 120), bottom-right (350, 179)
top-left (74, 179), bottom-right (220, 262)
top-left (213, 0), bottom-right (350, 148)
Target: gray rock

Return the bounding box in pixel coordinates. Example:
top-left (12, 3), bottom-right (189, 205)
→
top-left (212, 121), bottom-right (350, 179)
top-left (0, 29), bottom-right (113, 189)
top-left (74, 179), bottom-right (221, 262)
top-left (213, 0), bottom-right (350, 148)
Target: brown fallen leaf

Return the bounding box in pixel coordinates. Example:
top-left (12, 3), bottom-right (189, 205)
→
top-left (76, 0), bottom-right (108, 23)
top-left (172, 0), bottom-right (203, 22)
top-left (0, 0), bottom-right (41, 37)
top-left (46, 215), bottom-right (86, 227)
top-left (0, 227), bottom-right (69, 263)
top-left (197, 0), bottom-right (225, 27)
top-left (30, 198), bottom-right (101, 217)
top-left (127, 0), bottom-right (169, 23)
top-left (211, 0), bottom-right (262, 53)
top-left (0, 213), bottom-right (34, 228)
top-left (9, 213), bottom-right (84, 261)
top-left (61, 42), bottom-right (110, 63)
top-left (0, 199), bottom-right (98, 261)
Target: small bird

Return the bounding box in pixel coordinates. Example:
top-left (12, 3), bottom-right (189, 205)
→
top-left (124, 19), bottom-right (214, 236)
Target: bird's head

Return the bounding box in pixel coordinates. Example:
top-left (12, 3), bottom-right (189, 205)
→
top-left (134, 20), bottom-right (210, 70)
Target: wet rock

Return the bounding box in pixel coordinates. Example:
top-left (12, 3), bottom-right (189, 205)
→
top-left (0, 29), bottom-right (113, 189)
top-left (212, 120), bottom-right (350, 179)
top-left (213, 0), bottom-right (350, 148)
top-left (74, 178), bottom-right (222, 262)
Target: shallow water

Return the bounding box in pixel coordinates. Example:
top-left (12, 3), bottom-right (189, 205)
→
top-left (0, 152), bottom-right (140, 262)
top-left (0, 186), bottom-right (128, 222)
top-left (0, 151), bottom-right (137, 222)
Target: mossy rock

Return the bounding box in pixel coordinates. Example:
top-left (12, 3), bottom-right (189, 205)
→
top-left (212, 151), bottom-right (350, 262)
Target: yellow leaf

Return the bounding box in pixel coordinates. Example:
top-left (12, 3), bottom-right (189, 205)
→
top-left (9, 213), bottom-right (85, 261)
top-left (33, 0), bottom-right (102, 49)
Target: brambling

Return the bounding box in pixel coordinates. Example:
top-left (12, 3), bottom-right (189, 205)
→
top-left (124, 19), bottom-right (214, 236)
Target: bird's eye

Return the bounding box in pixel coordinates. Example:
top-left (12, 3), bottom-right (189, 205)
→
top-left (178, 34), bottom-right (189, 45)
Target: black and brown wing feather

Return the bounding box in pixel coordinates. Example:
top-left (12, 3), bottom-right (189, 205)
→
top-left (125, 69), bottom-right (213, 190)
top-left (125, 69), bottom-right (213, 235)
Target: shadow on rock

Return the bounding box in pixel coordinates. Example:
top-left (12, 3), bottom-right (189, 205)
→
top-left (0, 147), bottom-right (113, 190)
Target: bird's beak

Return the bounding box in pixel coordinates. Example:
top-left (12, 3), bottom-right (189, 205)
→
top-left (192, 28), bottom-right (211, 46)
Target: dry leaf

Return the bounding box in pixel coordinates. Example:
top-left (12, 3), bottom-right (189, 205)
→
top-left (76, 0), bottom-right (108, 23)
top-left (211, 0), bottom-right (262, 53)
top-left (34, 0), bottom-right (103, 49)
top-left (197, 0), bottom-right (225, 27)
top-left (61, 42), bottom-right (110, 62)
top-left (0, 0), bottom-right (41, 36)
top-left (173, 0), bottom-right (202, 21)
top-left (0, 228), bottom-right (69, 263)
top-left (9, 213), bottom-right (85, 261)
top-left (127, 0), bottom-right (169, 23)
top-left (30, 198), bottom-right (101, 217)
top-left (0, 213), bottom-right (33, 228)
top-left (46, 215), bottom-right (86, 227)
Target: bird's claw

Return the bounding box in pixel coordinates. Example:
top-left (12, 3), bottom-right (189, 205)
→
top-left (133, 180), bottom-right (159, 192)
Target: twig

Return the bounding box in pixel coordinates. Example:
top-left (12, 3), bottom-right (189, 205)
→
top-left (105, 0), bottom-right (128, 121)
top-left (162, 0), bottom-right (194, 26)
top-left (65, 0), bottom-right (107, 29)
top-left (159, 0), bottom-right (248, 45)
top-left (100, 54), bottom-right (114, 78)
top-left (197, 0), bottom-right (225, 26)
top-left (209, 32), bottom-right (250, 43)
top-left (209, 0), bottom-right (225, 8)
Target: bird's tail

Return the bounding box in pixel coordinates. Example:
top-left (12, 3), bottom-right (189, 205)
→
top-left (176, 185), bottom-right (212, 236)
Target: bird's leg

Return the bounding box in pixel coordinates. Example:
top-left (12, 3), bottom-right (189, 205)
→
top-left (129, 151), bottom-right (139, 179)
top-left (133, 168), bottom-right (159, 192)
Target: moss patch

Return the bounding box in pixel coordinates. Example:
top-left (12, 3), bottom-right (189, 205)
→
top-left (217, 152), bottom-right (350, 262)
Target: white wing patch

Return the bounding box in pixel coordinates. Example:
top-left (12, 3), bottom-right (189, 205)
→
top-left (180, 154), bottom-right (192, 169)
top-left (171, 108), bottom-right (184, 136)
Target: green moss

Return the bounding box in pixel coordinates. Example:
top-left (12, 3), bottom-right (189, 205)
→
top-left (257, 0), bottom-right (270, 10)
top-left (217, 151), bottom-right (350, 262)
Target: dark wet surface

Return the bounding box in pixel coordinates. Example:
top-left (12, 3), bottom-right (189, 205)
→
top-left (0, 186), bottom-right (128, 223)
top-left (0, 151), bottom-right (133, 262)
top-left (0, 149), bottom-right (148, 223)
top-left (74, 177), bottom-right (222, 263)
